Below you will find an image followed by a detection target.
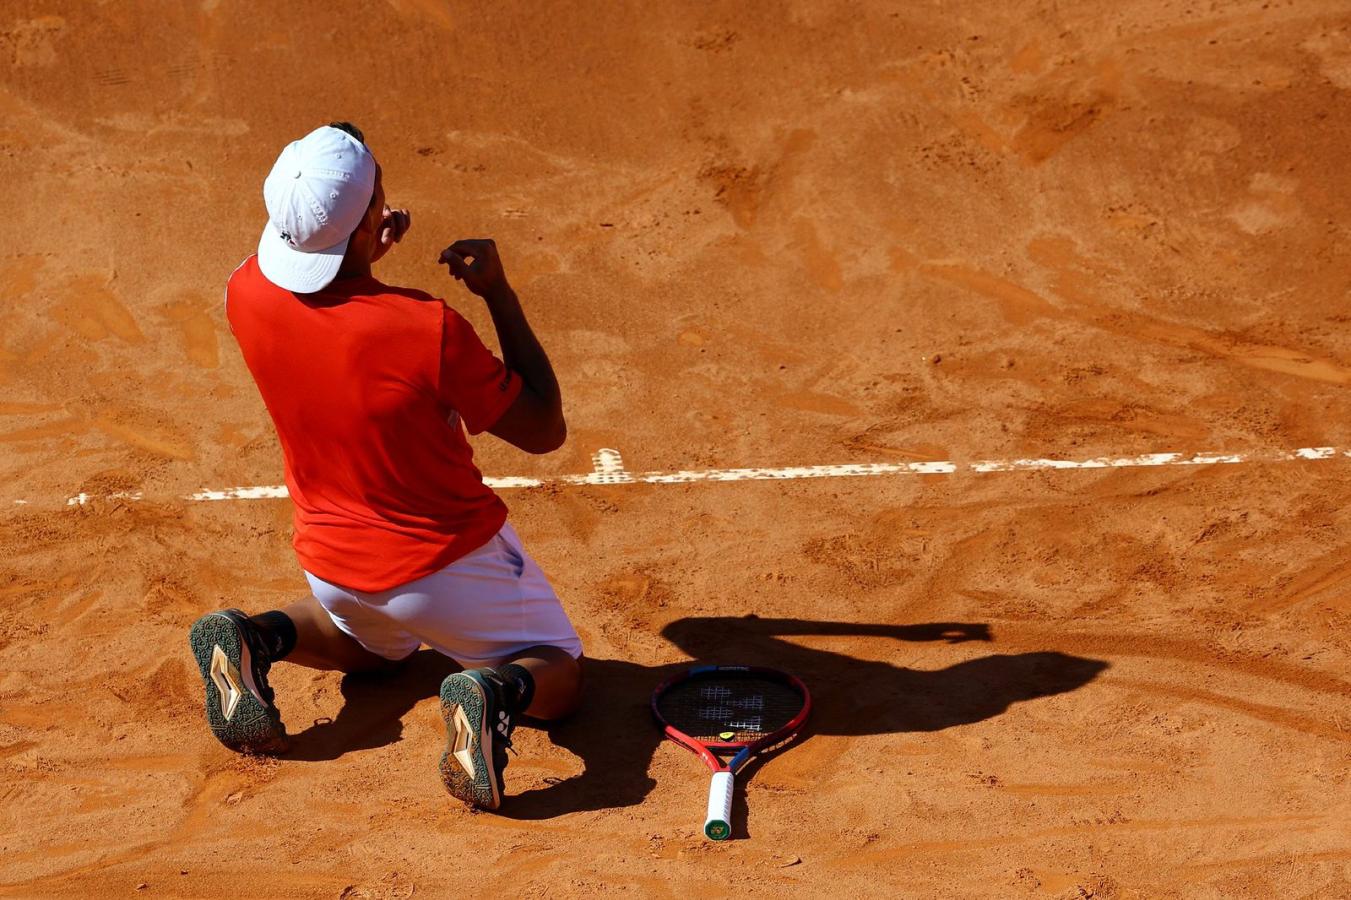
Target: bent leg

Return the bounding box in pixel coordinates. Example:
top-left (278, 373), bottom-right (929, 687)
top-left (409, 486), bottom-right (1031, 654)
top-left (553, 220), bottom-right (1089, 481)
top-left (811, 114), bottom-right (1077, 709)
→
top-left (264, 595), bottom-right (401, 674)
top-left (371, 524), bottom-right (583, 715)
top-left (500, 645), bottom-right (583, 721)
top-left (192, 587), bottom-right (409, 755)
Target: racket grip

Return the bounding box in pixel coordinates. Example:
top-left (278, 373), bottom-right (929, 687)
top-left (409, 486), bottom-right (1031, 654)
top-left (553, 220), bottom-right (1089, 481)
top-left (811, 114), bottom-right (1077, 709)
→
top-left (704, 771), bottom-right (734, 841)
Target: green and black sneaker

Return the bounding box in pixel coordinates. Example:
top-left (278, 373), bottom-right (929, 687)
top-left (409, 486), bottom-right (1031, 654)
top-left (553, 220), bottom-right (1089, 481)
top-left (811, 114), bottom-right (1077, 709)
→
top-left (188, 609), bottom-right (287, 754)
top-left (438, 669), bottom-right (516, 810)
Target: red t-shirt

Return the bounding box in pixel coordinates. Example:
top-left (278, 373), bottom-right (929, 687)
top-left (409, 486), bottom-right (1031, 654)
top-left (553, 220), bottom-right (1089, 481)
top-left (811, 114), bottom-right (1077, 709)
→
top-left (226, 255), bottom-right (522, 592)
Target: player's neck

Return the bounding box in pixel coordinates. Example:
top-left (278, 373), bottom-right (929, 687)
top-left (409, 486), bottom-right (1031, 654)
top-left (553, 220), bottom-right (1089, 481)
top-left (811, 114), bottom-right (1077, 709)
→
top-left (336, 248), bottom-right (372, 281)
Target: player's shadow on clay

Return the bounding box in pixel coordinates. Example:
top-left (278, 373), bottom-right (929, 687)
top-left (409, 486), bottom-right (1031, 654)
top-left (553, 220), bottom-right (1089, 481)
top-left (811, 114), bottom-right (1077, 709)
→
top-left (501, 616), bottom-right (1107, 827)
top-left (285, 649), bottom-right (460, 762)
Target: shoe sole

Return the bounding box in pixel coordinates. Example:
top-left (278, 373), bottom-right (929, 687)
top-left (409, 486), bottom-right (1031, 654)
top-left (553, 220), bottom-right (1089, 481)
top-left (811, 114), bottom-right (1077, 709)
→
top-left (438, 673), bottom-right (501, 810)
top-left (188, 612), bottom-right (287, 754)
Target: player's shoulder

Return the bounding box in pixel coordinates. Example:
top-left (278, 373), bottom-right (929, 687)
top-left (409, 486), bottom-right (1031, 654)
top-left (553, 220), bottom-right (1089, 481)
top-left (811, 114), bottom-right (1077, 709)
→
top-left (351, 279), bottom-right (456, 348)
top-left (440, 302), bottom-right (489, 345)
top-left (361, 277), bottom-right (444, 307)
top-left (226, 254), bottom-right (261, 289)
top-left (223, 255), bottom-right (265, 325)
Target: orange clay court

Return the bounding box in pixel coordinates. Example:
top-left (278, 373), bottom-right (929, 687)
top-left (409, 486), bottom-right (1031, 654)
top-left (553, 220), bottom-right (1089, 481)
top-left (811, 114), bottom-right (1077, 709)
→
top-left (1, 1), bottom-right (1350, 897)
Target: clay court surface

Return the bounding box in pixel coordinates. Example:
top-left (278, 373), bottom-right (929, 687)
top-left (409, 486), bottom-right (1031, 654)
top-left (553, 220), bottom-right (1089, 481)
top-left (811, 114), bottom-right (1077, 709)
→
top-left (3, 1), bottom-right (1351, 896)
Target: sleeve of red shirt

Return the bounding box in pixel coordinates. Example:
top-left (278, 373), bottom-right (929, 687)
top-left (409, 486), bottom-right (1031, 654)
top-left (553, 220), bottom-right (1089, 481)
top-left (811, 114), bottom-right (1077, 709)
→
top-left (438, 306), bottom-right (522, 435)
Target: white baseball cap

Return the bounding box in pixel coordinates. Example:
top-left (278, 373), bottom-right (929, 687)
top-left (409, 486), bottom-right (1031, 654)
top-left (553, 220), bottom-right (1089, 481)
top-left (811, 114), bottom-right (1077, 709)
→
top-left (257, 125), bottom-right (377, 293)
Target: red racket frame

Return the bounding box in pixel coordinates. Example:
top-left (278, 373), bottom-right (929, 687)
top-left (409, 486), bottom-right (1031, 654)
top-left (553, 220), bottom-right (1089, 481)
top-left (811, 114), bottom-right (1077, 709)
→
top-left (651, 664), bottom-right (812, 776)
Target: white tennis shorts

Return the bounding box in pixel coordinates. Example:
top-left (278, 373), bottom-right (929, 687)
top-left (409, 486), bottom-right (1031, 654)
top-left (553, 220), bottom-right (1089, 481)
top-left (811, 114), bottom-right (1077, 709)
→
top-left (304, 522), bottom-right (582, 668)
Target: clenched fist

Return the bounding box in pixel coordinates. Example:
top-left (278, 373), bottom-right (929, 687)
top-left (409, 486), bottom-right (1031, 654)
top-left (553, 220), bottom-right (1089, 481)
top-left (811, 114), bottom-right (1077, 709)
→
top-left (438, 239), bottom-right (511, 300)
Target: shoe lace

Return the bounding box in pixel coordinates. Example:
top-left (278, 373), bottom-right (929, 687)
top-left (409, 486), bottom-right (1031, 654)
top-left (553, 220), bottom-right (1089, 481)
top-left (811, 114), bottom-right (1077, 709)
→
top-left (487, 676), bottom-right (519, 782)
top-left (239, 623), bottom-right (277, 707)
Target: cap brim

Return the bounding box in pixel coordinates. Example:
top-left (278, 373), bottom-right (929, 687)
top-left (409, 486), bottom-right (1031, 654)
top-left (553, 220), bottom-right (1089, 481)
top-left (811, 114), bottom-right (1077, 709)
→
top-left (257, 226), bottom-right (349, 294)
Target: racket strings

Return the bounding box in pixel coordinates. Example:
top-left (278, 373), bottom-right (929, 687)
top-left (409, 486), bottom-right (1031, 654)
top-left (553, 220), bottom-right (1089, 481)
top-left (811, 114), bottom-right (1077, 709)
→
top-left (657, 677), bottom-right (804, 743)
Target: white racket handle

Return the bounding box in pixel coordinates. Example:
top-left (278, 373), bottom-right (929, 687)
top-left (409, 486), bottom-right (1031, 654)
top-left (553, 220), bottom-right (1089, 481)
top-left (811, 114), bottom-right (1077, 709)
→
top-left (704, 771), bottom-right (734, 840)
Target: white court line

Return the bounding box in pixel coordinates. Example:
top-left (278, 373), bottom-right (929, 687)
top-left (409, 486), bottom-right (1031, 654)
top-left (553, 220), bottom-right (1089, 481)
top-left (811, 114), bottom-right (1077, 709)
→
top-left (32, 446), bottom-right (1350, 507)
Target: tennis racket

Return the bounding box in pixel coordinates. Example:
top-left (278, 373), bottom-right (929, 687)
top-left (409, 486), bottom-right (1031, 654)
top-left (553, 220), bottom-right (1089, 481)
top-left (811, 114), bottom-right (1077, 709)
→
top-left (652, 665), bottom-right (810, 841)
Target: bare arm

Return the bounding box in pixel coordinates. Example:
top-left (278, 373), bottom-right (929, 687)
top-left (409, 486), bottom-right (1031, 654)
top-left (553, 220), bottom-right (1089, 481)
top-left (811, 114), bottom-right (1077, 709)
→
top-left (438, 239), bottom-right (566, 454)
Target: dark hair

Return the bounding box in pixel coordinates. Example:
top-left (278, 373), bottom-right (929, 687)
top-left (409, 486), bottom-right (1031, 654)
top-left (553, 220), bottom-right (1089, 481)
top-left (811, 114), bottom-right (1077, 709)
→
top-left (327, 121), bottom-right (365, 144)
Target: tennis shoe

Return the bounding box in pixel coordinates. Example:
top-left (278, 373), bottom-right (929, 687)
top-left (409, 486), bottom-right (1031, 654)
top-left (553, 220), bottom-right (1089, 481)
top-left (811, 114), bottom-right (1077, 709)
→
top-left (438, 668), bottom-right (517, 810)
top-left (188, 609), bottom-right (288, 754)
